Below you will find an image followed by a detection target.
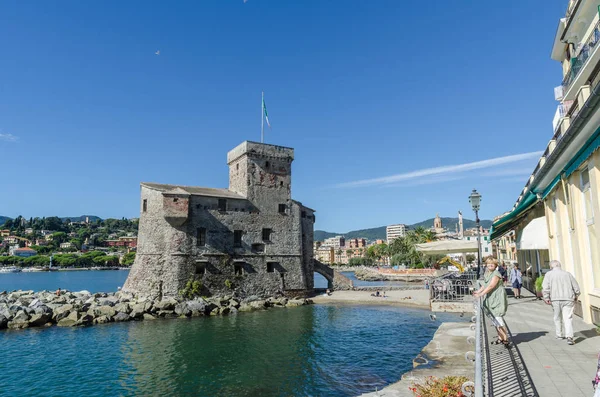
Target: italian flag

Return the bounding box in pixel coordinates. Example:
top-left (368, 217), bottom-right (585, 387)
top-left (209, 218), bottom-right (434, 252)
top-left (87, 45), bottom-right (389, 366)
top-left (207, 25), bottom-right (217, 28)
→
top-left (263, 98), bottom-right (271, 128)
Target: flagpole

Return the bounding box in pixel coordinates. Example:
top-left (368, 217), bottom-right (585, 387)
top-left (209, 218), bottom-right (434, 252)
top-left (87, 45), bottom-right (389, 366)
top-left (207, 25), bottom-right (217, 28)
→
top-left (261, 91), bottom-right (264, 143)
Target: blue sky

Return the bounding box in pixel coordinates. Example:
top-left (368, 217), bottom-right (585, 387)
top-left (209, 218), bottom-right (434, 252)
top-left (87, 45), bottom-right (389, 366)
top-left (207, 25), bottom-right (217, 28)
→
top-left (1, 0), bottom-right (565, 232)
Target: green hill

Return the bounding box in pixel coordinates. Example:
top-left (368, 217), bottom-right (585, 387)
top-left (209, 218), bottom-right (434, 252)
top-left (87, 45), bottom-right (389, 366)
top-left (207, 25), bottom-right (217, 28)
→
top-left (314, 217), bottom-right (493, 242)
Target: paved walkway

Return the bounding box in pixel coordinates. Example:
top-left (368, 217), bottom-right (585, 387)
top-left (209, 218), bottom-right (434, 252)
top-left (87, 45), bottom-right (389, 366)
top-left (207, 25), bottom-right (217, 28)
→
top-left (501, 290), bottom-right (600, 397)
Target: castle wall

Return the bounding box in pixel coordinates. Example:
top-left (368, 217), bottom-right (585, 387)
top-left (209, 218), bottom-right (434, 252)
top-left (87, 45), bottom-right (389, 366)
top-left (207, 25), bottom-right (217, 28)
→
top-left (124, 141), bottom-right (315, 298)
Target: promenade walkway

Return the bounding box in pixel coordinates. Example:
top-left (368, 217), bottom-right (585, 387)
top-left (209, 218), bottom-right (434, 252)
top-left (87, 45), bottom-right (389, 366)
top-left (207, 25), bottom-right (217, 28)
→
top-left (499, 290), bottom-right (600, 397)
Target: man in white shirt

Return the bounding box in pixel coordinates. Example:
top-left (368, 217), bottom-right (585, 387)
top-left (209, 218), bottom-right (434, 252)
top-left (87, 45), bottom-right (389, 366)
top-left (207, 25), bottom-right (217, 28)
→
top-left (542, 260), bottom-right (581, 345)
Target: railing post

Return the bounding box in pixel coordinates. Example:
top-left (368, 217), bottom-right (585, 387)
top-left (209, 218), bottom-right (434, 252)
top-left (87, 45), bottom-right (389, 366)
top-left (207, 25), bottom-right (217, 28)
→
top-left (475, 296), bottom-right (484, 397)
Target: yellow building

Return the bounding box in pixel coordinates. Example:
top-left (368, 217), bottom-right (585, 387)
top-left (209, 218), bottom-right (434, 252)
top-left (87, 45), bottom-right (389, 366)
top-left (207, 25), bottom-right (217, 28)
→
top-left (492, 0), bottom-right (600, 324)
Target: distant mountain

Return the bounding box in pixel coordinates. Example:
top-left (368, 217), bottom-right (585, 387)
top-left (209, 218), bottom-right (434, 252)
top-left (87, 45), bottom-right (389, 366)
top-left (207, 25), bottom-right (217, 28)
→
top-left (314, 217), bottom-right (493, 242)
top-left (0, 216), bottom-right (11, 227)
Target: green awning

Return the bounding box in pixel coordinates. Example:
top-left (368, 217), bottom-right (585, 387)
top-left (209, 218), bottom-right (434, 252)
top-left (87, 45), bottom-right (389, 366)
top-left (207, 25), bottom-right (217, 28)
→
top-left (490, 190), bottom-right (539, 240)
top-left (565, 125), bottom-right (600, 177)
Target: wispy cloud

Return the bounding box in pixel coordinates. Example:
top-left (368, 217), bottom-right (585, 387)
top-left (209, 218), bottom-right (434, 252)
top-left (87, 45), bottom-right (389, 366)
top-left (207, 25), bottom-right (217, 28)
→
top-left (334, 151), bottom-right (542, 188)
top-left (480, 167), bottom-right (533, 177)
top-left (383, 175), bottom-right (466, 188)
top-left (0, 133), bottom-right (18, 142)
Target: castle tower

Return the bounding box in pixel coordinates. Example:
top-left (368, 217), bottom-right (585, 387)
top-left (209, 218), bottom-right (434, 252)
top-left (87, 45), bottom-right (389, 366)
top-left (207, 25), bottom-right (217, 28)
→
top-left (227, 141), bottom-right (293, 209)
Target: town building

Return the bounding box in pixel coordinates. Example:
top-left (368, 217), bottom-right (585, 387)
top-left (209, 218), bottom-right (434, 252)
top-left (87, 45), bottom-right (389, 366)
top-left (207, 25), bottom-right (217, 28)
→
top-left (104, 236), bottom-right (138, 249)
top-left (432, 213), bottom-right (444, 234)
top-left (346, 238), bottom-right (367, 248)
top-left (491, 0), bottom-right (600, 324)
top-left (24, 228), bottom-right (34, 235)
top-left (321, 236), bottom-right (345, 248)
top-left (60, 242), bottom-right (74, 250)
top-left (11, 247), bottom-right (37, 258)
top-left (463, 228), bottom-right (493, 258)
top-left (124, 141), bottom-right (316, 298)
top-left (315, 246), bottom-right (335, 264)
top-left (386, 224), bottom-right (407, 243)
top-left (0, 229), bottom-right (10, 237)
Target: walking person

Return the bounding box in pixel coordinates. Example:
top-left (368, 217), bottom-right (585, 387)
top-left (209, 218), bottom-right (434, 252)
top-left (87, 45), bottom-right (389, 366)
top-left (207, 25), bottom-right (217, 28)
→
top-left (511, 264), bottom-right (522, 299)
top-left (542, 260), bottom-right (580, 345)
top-left (474, 257), bottom-right (509, 346)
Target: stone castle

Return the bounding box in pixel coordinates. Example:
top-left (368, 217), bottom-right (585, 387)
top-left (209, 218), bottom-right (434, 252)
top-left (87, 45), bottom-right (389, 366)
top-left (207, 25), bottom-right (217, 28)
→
top-left (123, 141), bottom-right (316, 298)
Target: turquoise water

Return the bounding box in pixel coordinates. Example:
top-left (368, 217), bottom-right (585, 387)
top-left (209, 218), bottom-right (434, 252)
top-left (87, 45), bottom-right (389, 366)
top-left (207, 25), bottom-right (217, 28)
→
top-left (0, 304), bottom-right (461, 396)
top-left (0, 271), bottom-right (461, 396)
top-left (0, 270), bottom-right (130, 293)
top-left (340, 271), bottom-right (418, 287)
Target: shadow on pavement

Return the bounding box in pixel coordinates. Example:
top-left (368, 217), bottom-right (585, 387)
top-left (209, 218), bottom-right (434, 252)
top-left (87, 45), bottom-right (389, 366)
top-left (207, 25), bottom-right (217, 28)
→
top-left (511, 331), bottom-right (548, 344)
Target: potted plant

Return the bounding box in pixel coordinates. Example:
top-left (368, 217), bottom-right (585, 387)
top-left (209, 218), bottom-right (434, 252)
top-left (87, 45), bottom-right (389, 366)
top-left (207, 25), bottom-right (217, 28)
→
top-left (535, 275), bottom-right (544, 299)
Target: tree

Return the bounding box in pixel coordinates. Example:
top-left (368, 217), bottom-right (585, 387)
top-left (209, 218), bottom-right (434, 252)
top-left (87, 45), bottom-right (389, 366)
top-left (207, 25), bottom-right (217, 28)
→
top-left (122, 252), bottom-right (136, 266)
top-left (346, 249), bottom-right (353, 260)
top-left (336, 249), bottom-right (343, 264)
top-left (466, 254), bottom-right (476, 264)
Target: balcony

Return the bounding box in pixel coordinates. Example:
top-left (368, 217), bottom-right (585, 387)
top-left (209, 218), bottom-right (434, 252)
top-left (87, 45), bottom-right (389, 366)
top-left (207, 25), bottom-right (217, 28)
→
top-left (552, 101), bottom-right (573, 132)
top-left (561, 18), bottom-right (600, 100)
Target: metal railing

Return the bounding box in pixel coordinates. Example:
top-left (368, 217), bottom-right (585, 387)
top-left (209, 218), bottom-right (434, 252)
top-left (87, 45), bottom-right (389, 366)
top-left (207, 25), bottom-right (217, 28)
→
top-left (562, 18), bottom-right (600, 95)
top-left (429, 271), bottom-right (478, 302)
top-left (475, 296), bottom-right (485, 397)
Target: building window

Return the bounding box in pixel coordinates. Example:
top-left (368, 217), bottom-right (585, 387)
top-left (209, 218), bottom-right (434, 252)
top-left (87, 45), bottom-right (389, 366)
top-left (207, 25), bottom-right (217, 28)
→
top-left (218, 199), bottom-right (227, 212)
top-left (234, 230), bottom-right (243, 248)
top-left (197, 228), bottom-right (206, 247)
top-left (195, 262), bottom-right (206, 275)
top-left (252, 243), bottom-right (265, 253)
top-left (267, 262), bottom-right (276, 273)
top-left (173, 198), bottom-right (178, 203)
top-left (262, 228), bottom-right (272, 241)
top-left (265, 161), bottom-right (270, 169)
top-left (581, 167), bottom-right (594, 224)
top-left (236, 163), bottom-right (239, 170)
top-left (280, 181), bottom-right (283, 187)
top-left (234, 263), bottom-right (243, 276)
top-left (301, 211), bottom-right (306, 218)
top-left (485, 248), bottom-right (489, 253)
top-left (143, 199), bottom-right (147, 212)
top-left (278, 204), bottom-right (286, 214)
top-left (467, 237), bottom-right (470, 240)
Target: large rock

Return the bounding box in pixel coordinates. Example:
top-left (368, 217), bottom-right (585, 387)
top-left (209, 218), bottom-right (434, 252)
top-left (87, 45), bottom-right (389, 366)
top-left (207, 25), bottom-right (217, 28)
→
top-left (174, 303), bottom-right (191, 317)
top-left (142, 313), bottom-right (157, 320)
top-left (28, 312), bottom-right (52, 327)
top-left (97, 305), bottom-right (117, 317)
top-left (8, 310), bottom-right (30, 329)
top-left (93, 315), bottom-right (111, 324)
top-left (154, 297), bottom-right (177, 311)
top-left (57, 311), bottom-right (80, 327)
top-left (52, 304), bottom-right (74, 321)
top-left (286, 299), bottom-right (305, 307)
top-left (249, 300), bottom-right (267, 310)
top-left (186, 300), bottom-right (207, 316)
top-left (78, 313), bottom-right (94, 326)
top-left (114, 303), bottom-right (131, 315)
top-left (113, 312), bottom-right (130, 322)
top-left (0, 314), bottom-right (7, 329)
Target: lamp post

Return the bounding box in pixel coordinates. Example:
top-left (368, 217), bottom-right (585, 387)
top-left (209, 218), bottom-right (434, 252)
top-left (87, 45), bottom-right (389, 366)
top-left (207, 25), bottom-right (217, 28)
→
top-left (469, 189), bottom-right (482, 279)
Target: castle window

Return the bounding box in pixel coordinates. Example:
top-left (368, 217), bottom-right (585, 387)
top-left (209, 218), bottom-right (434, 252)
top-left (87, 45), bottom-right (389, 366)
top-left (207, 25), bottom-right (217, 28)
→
top-left (234, 230), bottom-right (243, 248)
top-left (173, 198), bottom-right (178, 203)
top-left (278, 204), bottom-right (286, 214)
top-left (252, 243), bottom-right (265, 253)
top-left (267, 262), bottom-right (277, 273)
top-left (197, 228), bottom-right (206, 247)
top-left (236, 163), bottom-right (239, 170)
top-left (301, 211), bottom-right (306, 218)
top-left (280, 181), bottom-right (283, 187)
top-left (265, 161), bottom-right (270, 169)
top-left (218, 199), bottom-right (227, 211)
top-left (234, 263), bottom-right (243, 276)
top-left (195, 262), bottom-right (207, 275)
top-left (262, 228), bottom-right (272, 241)
top-left (142, 199), bottom-right (147, 212)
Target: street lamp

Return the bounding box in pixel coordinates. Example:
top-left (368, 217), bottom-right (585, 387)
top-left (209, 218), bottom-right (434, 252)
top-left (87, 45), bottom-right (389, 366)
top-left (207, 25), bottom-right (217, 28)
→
top-left (469, 189), bottom-right (482, 279)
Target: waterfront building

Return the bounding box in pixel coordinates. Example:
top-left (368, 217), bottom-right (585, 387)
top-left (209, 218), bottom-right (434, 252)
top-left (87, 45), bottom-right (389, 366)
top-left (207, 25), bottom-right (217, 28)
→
top-left (386, 224), bottom-right (407, 243)
top-left (11, 247), bottom-right (37, 258)
top-left (491, 0), bottom-right (600, 324)
top-left (124, 141), bottom-right (316, 298)
top-left (321, 236), bottom-right (345, 248)
top-left (463, 228), bottom-right (493, 258)
top-left (315, 246), bottom-right (335, 264)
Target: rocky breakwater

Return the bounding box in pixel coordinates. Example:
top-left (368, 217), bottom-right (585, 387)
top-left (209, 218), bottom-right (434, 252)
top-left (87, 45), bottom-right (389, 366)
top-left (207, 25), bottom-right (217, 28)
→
top-left (0, 290), bottom-right (313, 331)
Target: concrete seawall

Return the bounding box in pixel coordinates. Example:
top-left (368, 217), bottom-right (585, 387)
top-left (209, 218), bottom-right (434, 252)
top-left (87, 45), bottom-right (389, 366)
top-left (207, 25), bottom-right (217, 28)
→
top-left (359, 322), bottom-right (474, 397)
